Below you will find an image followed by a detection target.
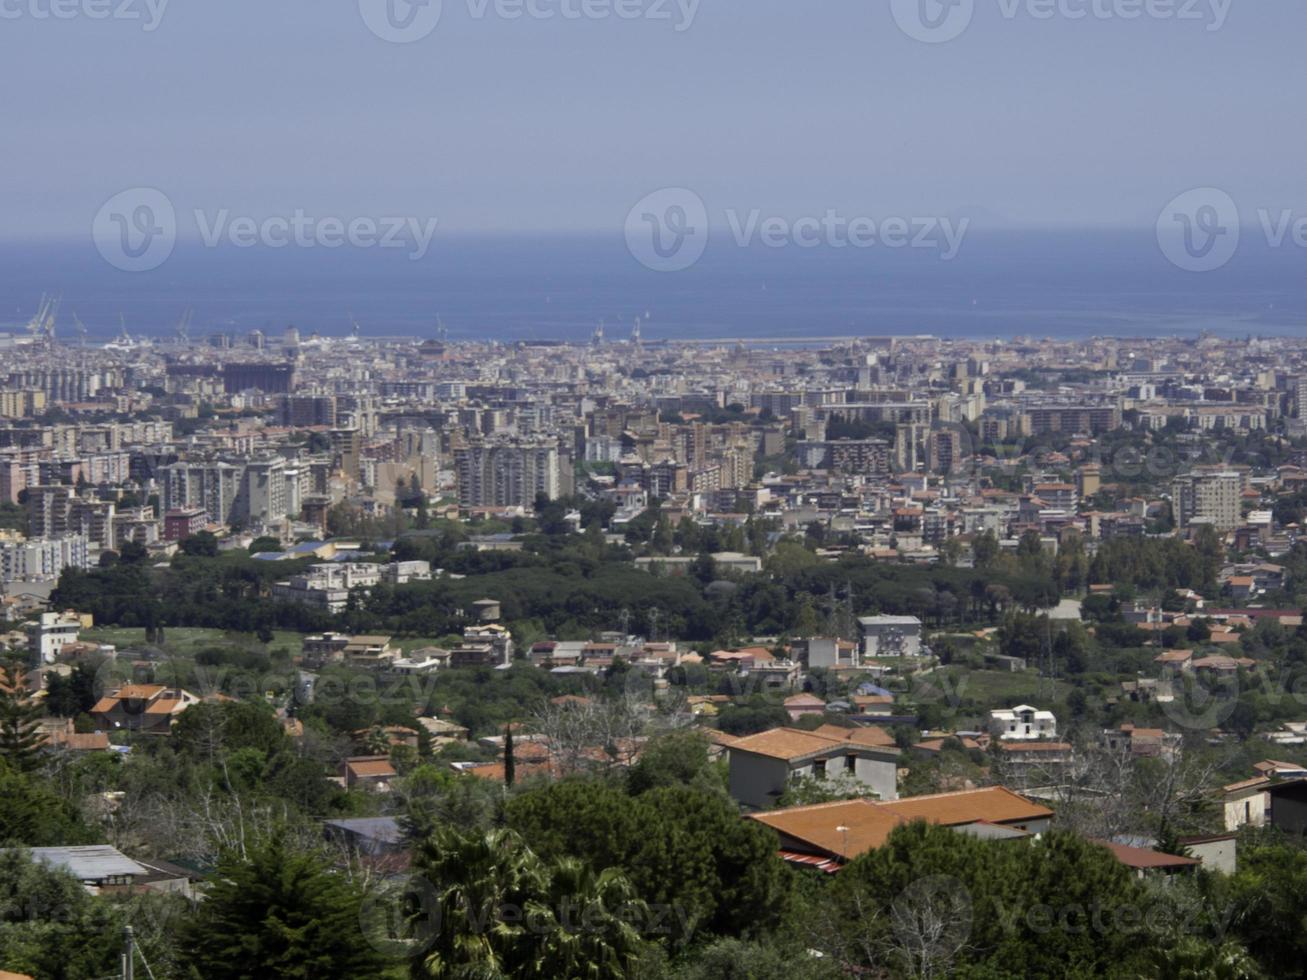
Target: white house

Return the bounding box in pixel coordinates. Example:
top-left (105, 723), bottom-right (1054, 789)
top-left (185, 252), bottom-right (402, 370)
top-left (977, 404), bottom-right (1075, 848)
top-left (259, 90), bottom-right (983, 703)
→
top-left (25, 611), bottom-right (84, 666)
top-left (990, 704), bottom-right (1058, 741)
top-left (857, 615), bottom-right (923, 658)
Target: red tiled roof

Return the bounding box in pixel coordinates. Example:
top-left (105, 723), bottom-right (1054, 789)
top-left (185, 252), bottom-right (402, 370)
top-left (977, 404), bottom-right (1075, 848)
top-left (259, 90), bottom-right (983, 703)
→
top-left (1094, 840), bottom-right (1198, 870)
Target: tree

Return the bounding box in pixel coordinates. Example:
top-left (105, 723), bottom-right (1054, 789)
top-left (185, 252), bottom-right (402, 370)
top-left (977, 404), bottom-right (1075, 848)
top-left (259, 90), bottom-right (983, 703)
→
top-left (626, 729), bottom-right (714, 795)
top-left (504, 780), bottom-right (789, 943)
top-left (0, 767), bottom-right (96, 846)
top-left (181, 530), bottom-right (220, 558)
top-left (181, 832), bottom-right (386, 979)
top-left (503, 724), bottom-right (516, 788)
top-left (408, 825), bottom-right (648, 979)
top-left (0, 847), bottom-right (134, 979)
top-left (0, 658), bottom-right (44, 772)
top-left (818, 823), bottom-right (1145, 978)
top-left (972, 531), bottom-right (999, 569)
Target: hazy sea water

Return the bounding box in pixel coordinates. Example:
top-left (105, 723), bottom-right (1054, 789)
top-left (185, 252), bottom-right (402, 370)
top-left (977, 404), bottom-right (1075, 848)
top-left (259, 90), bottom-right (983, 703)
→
top-left (1, 230), bottom-right (1306, 344)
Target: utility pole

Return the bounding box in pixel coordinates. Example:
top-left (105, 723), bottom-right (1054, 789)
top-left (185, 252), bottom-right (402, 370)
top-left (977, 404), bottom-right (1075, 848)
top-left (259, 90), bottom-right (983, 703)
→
top-left (122, 925), bottom-right (135, 980)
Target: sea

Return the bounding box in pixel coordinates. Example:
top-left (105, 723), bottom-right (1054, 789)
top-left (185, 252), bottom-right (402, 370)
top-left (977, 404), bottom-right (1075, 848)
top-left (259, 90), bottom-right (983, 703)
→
top-left (2, 229), bottom-right (1306, 345)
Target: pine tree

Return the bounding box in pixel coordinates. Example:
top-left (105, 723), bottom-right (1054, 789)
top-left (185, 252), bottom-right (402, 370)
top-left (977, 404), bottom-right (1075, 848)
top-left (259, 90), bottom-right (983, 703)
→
top-left (182, 833), bottom-right (385, 979)
top-left (0, 657), bottom-right (44, 773)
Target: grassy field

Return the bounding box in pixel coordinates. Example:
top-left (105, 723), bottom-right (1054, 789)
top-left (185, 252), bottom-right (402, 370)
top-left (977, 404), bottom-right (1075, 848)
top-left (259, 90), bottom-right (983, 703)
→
top-left (81, 626), bottom-right (308, 655)
top-left (81, 627), bottom-right (452, 658)
top-left (936, 667), bottom-right (1074, 707)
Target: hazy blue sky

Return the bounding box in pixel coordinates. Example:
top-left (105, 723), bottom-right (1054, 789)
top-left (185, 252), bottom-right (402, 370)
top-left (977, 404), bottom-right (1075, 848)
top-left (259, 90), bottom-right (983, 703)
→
top-left (2, 0), bottom-right (1304, 237)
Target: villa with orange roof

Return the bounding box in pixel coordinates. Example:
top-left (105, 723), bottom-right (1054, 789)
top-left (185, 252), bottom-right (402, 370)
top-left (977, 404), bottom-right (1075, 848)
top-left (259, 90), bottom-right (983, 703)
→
top-left (748, 786), bottom-right (1054, 867)
top-left (89, 684), bottom-right (200, 735)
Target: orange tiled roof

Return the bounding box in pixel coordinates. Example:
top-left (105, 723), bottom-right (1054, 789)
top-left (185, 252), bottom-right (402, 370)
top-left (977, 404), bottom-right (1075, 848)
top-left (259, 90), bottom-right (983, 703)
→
top-left (347, 759), bottom-right (396, 778)
top-left (730, 727), bottom-right (899, 762)
top-left (811, 723), bottom-right (897, 748)
top-left (1095, 840), bottom-right (1198, 870)
top-left (115, 684), bottom-right (165, 699)
top-left (750, 799), bottom-right (904, 859)
top-left (878, 787), bottom-right (1053, 826)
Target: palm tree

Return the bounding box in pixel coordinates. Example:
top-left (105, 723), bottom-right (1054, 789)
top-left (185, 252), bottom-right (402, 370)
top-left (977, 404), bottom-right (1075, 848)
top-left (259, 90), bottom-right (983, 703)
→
top-left (412, 826), bottom-right (550, 979)
top-left (1145, 938), bottom-right (1263, 980)
top-left (410, 826), bottom-right (649, 979)
top-left (526, 858), bottom-right (647, 980)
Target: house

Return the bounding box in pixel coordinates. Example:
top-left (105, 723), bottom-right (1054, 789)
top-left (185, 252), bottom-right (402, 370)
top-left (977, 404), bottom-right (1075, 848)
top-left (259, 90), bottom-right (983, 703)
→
top-left (857, 615), bottom-right (923, 658)
top-left (342, 635), bottom-right (399, 669)
top-left (783, 693), bottom-right (827, 722)
top-left (1191, 655), bottom-right (1255, 673)
top-left (387, 650), bottom-right (448, 676)
top-left (1179, 833), bottom-right (1239, 874)
top-left (726, 727), bottom-right (900, 809)
top-left (1264, 777), bottom-right (1307, 833)
top-left (1221, 776), bottom-right (1270, 831)
top-left (24, 610), bottom-right (86, 666)
top-left (994, 741), bottom-right (1074, 774)
top-left (1095, 840), bottom-right (1198, 879)
top-left (798, 636), bottom-right (861, 670)
top-left (748, 786), bottom-right (1053, 867)
top-left (342, 756), bottom-right (397, 791)
top-left (450, 624), bottom-right (513, 667)
top-left (18, 845), bottom-right (147, 894)
top-left (1102, 724), bottom-right (1179, 759)
top-left (416, 717), bottom-right (469, 744)
top-left (89, 684), bottom-right (200, 734)
top-left (1253, 758), bottom-right (1307, 779)
top-left (324, 816), bottom-right (408, 872)
top-left (809, 723), bottom-right (898, 749)
top-left (1153, 649), bottom-right (1193, 671)
top-left (1224, 576), bottom-right (1256, 601)
top-left (989, 705), bottom-right (1058, 741)
top-left (301, 632), bottom-right (351, 668)
top-left (38, 717), bottom-right (110, 754)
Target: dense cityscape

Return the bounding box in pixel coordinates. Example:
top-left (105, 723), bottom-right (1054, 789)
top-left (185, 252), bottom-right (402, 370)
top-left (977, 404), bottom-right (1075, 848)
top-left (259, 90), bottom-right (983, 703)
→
top-left (2, 320), bottom-right (1307, 976)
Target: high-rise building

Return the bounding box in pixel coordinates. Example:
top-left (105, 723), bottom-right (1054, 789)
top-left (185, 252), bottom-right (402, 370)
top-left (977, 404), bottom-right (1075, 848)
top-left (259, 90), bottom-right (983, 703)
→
top-left (455, 439), bottom-right (562, 508)
top-left (0, 532), bottom-right (89, 583)
top-left (1172, 470), bottom-right (1242, 531)
top-left (160, 461), bottom-right (244, 526)
top-left (926, 427), bottom-right (967, 475)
